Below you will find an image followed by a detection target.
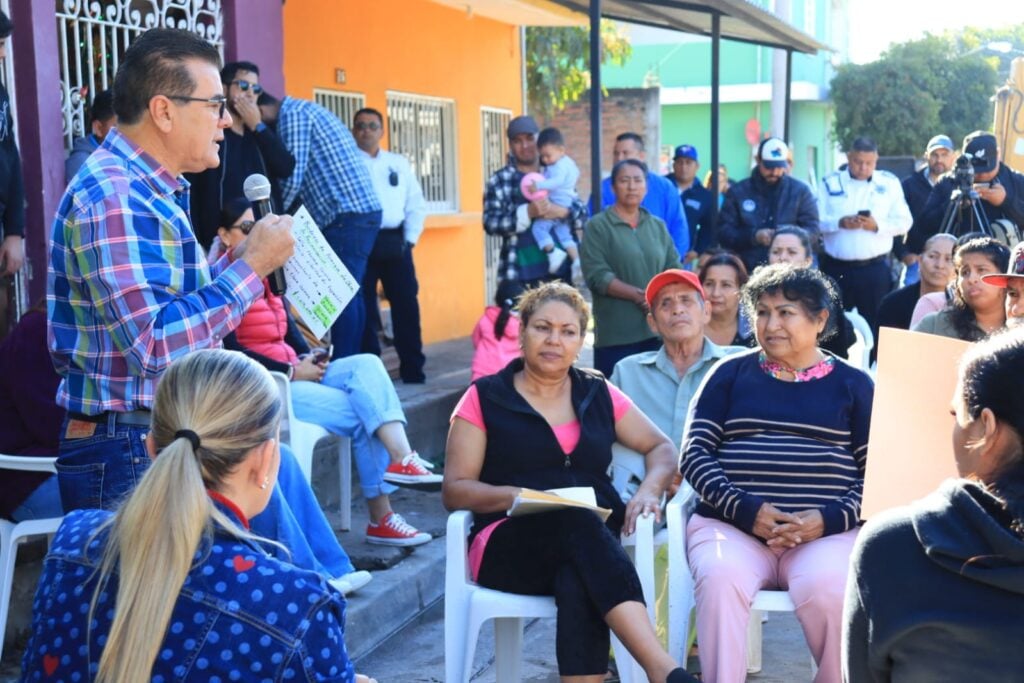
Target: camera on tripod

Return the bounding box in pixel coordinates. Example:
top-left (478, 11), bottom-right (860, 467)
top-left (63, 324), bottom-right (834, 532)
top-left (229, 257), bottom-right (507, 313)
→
top-left (951, 154), bottom-right (976, 196)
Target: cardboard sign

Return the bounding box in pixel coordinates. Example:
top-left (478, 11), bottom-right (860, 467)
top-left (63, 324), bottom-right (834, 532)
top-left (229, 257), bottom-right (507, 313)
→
top-left (861, 328), bottom-right (971, 519)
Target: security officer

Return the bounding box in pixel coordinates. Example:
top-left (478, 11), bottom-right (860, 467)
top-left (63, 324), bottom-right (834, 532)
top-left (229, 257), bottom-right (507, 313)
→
top-left (353, 106), bottom-right (428, 383)
top-left (817, 136), bottom-right (913, 331)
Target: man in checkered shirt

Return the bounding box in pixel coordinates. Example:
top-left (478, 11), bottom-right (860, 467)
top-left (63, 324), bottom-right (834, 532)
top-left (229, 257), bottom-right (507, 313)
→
top-left (483, 115), bottom-right (587, 287)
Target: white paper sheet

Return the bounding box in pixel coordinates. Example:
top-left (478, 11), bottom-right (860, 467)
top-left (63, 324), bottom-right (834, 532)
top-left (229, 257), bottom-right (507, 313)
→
top-left (282, 206), bottom-right (359, 339)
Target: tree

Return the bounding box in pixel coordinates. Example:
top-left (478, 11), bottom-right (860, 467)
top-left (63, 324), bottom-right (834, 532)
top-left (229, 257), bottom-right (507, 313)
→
top-left (830, 34), bottom-right (1001, 156)
top-left (525, 21), bottom-right (631, 120)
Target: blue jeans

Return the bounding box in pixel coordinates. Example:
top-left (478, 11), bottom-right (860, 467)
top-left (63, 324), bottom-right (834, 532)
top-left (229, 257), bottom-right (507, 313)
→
top-left (290, 354), bottom-right (403, 500)
top-left (323, 210), bottom-right (383, 359)
top-left (9, 475), bottom-right (63, 522)
top-left (57, 416), bottom-right (151, 512)
top-left (251, 443), bottom-right (355, 578)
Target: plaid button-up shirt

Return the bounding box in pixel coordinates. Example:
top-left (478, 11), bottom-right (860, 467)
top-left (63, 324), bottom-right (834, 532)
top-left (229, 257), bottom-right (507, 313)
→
top-left (48, 128), bottom-right (264, 414)
top-left (482, 159), bottom-right (587, 283)
top-left (277, 96), bottom-right (380, 228)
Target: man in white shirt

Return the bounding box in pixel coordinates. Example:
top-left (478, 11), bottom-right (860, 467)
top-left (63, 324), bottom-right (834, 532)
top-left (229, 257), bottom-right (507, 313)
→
top-left (353, 107), bottom-right (428, 383)
top-left (817, 136), bottom-right (913, 330)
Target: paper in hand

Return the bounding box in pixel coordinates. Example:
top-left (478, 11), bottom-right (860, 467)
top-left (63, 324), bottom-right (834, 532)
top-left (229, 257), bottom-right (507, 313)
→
top-left (283, 206), bottom-right (360, 339)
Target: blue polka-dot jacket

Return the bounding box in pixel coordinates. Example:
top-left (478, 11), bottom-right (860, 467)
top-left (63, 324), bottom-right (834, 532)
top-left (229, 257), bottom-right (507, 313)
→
top-left (20, 507), bottom-right (355, 682)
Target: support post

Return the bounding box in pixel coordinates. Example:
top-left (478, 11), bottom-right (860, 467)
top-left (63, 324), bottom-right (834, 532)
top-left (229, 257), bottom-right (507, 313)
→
top-left (589, 0), bottom-right (602, 210)
top-left (709, 12), bottom-right (721, 235)
top-left (784, 49), bottom-right (793, 143)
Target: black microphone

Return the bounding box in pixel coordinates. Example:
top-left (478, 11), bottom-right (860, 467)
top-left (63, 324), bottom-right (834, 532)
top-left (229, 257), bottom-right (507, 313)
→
top-left (243, 173), bottom-right (287, 296)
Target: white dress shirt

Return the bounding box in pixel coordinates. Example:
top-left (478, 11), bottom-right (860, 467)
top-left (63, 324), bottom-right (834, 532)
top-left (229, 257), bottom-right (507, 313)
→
top-left (817, 168), bottom-right (912, 260)
top-left (358, 148), bottom-right (427, 244)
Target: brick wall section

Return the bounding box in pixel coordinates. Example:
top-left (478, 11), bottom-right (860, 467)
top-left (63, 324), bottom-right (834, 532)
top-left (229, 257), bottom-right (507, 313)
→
top-left (538, 87), bottom-right (661, 201)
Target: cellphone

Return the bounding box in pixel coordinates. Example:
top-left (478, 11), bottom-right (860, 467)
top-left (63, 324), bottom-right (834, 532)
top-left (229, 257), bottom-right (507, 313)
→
top-left (857, 210), bottom-right (871, 217)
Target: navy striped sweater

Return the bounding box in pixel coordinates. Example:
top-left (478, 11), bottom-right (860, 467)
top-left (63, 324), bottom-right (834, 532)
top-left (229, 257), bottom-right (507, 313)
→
top-left (681, 350), bottom-right (874, 537)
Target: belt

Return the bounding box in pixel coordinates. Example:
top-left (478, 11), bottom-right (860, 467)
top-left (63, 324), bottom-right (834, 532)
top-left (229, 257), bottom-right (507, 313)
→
top-left (69, 409), bottom-right (152, 427)
top-left (821, 253), bottom-right (888, 268)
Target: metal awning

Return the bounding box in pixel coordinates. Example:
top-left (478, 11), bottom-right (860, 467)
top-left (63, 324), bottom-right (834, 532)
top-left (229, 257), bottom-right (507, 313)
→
top-left (549, 0), bottom-right (829, 54)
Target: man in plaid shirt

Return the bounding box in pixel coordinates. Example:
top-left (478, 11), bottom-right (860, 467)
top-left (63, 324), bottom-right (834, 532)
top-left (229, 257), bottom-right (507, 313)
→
top-left (483, 115), bottom-right (587, 286)
top-left (49, 29), bottom-right (294, 511)
top-left (260, 92), bottom-right (382, 360)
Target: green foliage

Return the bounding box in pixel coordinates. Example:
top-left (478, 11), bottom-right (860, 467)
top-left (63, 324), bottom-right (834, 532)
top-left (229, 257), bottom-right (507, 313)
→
top-left (526, 21), bottom-right (631, 120)
top-left (830, 31), bottom-right (1011, 156)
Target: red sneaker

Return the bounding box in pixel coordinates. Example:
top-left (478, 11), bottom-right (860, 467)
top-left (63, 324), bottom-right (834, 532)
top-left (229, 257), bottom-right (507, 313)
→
top-left (383, 452), bottom-right (442, 485)
top-left (366, 512), bottom-right (432, 547)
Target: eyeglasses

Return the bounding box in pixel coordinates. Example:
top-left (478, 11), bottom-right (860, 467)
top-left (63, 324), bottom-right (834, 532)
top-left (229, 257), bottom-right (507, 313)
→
top-left (231, 80), bottom-right (264, 95)
top-left (353, 121), bottom-right (381, 131)
top-left (235, 220), bottom-right (255, 234)
top-left (166, 95), bottom-right (228, 119)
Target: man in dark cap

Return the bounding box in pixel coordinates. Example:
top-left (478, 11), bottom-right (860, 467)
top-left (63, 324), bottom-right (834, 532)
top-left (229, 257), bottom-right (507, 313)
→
top-left (666, 144), bottom-right (715, 264)
top-left (908, 131), bottom-right (1024, 251)
top-left (482, 114), bottom-right (587, 286)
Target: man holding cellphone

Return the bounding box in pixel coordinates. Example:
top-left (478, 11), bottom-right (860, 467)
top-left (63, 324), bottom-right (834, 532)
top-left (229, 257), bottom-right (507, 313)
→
top-left (908, 132), bottom-right (1024, 253)
top-left (817, 136), bottom-right (913, 330)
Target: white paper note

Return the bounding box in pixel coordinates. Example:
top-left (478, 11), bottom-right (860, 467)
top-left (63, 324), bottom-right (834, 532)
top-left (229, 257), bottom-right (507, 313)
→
top-left (282, 207), bottom-right (359, 339)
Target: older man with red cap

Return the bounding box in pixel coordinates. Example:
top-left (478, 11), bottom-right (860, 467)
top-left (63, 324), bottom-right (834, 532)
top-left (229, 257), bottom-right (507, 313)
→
top-left (611, 269), bottom-right (744, 484)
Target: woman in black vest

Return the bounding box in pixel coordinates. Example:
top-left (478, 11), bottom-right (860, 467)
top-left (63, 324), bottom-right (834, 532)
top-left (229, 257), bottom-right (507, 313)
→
top-left (444, 282), bottom-right (696, 683)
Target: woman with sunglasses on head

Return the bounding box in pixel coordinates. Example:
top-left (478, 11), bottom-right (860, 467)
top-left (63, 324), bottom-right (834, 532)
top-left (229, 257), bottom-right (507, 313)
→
top-left (214, 198), bottom-right (440, 549)
top-left (20, 350), bottom-right (377, 682)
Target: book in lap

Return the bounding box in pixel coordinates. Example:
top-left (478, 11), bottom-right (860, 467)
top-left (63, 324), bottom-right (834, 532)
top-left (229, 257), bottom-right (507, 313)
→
top-left (507, 486), bottom-right (612, 522)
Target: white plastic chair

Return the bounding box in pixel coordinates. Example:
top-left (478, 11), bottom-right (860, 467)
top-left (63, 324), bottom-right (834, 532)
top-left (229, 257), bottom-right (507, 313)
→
top-left (270, 372), bottom-right (353, 530)
top-left (844, 308), bottom-right (874, 372)
top-left (0, 455), bottom-right (63, 662)
top-left (665, 486), bottom-right (815, 676)
top-left (444, 509), bottom-right (658, 683)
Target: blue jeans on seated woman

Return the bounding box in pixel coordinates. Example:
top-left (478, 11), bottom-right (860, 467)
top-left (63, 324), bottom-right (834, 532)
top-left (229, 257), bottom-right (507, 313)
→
top-left (251, 442), bottom-right (355, 579)
top-left (10, 475), bottom-right (63, 522)
top-left (289, 353), bottom-right (403, 501)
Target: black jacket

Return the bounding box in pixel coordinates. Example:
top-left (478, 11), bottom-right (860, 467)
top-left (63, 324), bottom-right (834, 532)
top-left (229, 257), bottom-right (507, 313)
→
top-left (844, 479), bottom-right (1024, 682)
top-left (718, 170), bottom-right (818, 270)
top-left (666, 174), bottom-right (716, 254)
top-left (897, 170), bottom-right (934, 257)
top-left (186, 124), bottom-right (295, 249)
top-left (907, 162), bottom-right (1024, 252)
top-left (0, 82), bottom-right (24, 239)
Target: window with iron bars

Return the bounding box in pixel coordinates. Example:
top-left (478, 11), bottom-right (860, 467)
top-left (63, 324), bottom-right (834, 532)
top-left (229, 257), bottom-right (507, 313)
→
top-left (386, 92), bottom-right (458, 214)
top-left (481, 107), bottom-right (512, 306)
top-left (313, 88), bottom-right (366, 131)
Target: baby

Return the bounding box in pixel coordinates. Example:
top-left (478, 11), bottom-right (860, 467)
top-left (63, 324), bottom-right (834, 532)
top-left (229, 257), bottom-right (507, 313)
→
top-left (529, 127), bottom-right (581, 279)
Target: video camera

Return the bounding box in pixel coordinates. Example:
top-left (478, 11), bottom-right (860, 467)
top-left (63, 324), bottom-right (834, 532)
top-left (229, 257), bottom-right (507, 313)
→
top-left (952, 154), bottom-right (975, 196)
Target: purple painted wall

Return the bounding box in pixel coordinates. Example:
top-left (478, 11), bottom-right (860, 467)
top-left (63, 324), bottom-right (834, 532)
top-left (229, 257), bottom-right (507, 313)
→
top-left (11, 1), bottom-right (65, 303)
top-left (222, 0), bottom-right (286, 97)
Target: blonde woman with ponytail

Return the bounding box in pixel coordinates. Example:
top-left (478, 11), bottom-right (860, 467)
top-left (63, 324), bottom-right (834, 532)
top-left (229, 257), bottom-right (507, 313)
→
top-left (21, 350), bottom-right (374, 682)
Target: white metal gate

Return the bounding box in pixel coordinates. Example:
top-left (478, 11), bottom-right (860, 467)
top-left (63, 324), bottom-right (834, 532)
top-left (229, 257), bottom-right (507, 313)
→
top-left (56, 0), bottom-right (223, 149)
top-left (481, 107), bottom-right (511, 306)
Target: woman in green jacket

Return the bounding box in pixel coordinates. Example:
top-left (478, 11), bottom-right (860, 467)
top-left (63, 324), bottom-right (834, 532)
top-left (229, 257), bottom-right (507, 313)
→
top-left (581, 159), bottom-right (682, 376)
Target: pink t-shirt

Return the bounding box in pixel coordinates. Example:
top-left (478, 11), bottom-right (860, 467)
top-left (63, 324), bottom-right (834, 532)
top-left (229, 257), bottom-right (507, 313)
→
top-left (451, 380), bottom-right (633, 580)
top-left (470, 307), bottom-right (522, 381)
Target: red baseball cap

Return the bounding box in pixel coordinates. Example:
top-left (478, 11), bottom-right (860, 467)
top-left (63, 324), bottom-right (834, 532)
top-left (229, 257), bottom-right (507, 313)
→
top-left (981, 242), bottom-right (1024, 288)
top-left (645, 269), bottom-right (705, 307)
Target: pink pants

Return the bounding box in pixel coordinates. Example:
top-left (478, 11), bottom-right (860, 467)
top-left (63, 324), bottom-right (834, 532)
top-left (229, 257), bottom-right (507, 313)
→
top-left (686, 514), bottom-right (858, 683)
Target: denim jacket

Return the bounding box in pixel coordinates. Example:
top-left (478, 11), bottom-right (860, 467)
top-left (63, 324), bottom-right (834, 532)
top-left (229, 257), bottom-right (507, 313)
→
top-left (20, 507), bottom-right (355, 682)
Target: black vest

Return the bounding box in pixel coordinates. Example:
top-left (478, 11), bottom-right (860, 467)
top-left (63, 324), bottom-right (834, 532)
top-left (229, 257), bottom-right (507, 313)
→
top-left (472, 358), bottom-right (626, 537)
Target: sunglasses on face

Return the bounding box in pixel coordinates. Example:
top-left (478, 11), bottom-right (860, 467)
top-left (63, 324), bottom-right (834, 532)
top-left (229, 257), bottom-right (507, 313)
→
top-left (231, 80), bottom-right (264, 94)
top-left (353, 121), bottom-right (381, 131)
top-left (235, 220), bottom-right (255, 234)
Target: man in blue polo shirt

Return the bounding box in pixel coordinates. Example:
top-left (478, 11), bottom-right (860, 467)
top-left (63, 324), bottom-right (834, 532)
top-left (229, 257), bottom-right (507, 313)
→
top-left (590, 131), bottom-right (689, 257)
top-left (666, 144), bottom-right (714, 265)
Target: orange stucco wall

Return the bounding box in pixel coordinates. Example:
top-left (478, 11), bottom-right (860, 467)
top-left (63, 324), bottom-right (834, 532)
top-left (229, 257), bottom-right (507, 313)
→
top-left (282, 0), bottom-right (523, 344)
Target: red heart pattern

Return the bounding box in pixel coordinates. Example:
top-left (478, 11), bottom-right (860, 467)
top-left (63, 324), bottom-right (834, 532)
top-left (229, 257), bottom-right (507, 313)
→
top-left (43, 654), bottom-right (58, 676)
top-left (232, 554), bottom-right (255, 573)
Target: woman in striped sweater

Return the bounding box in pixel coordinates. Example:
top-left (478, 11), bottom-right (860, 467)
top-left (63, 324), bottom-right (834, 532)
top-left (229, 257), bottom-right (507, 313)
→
top-left (680, 264), bottom-right (874, 683)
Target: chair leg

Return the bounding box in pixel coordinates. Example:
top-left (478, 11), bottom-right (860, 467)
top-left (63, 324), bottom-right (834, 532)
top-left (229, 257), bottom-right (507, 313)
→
top-left (493, 617), bottom-right (525, 683)
top-left (0, 533), bottom-right (20, 663)
top-left (746, 609), bottom-right (763, 674)
top-left (338, 437), bottom-right (352, 531)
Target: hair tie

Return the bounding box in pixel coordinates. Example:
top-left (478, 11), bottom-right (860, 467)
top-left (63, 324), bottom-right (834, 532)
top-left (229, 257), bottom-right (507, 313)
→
top-left (175, 429), bottom-right (201, 451)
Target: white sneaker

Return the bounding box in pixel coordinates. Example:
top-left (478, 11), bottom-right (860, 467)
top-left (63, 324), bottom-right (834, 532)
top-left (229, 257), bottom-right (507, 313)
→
top-left (329, 570), bottom-right (373, 595)
top-left (547, 248), bottom-right (568, 274)
top-left (570, 259), bottom-right (583, 285)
